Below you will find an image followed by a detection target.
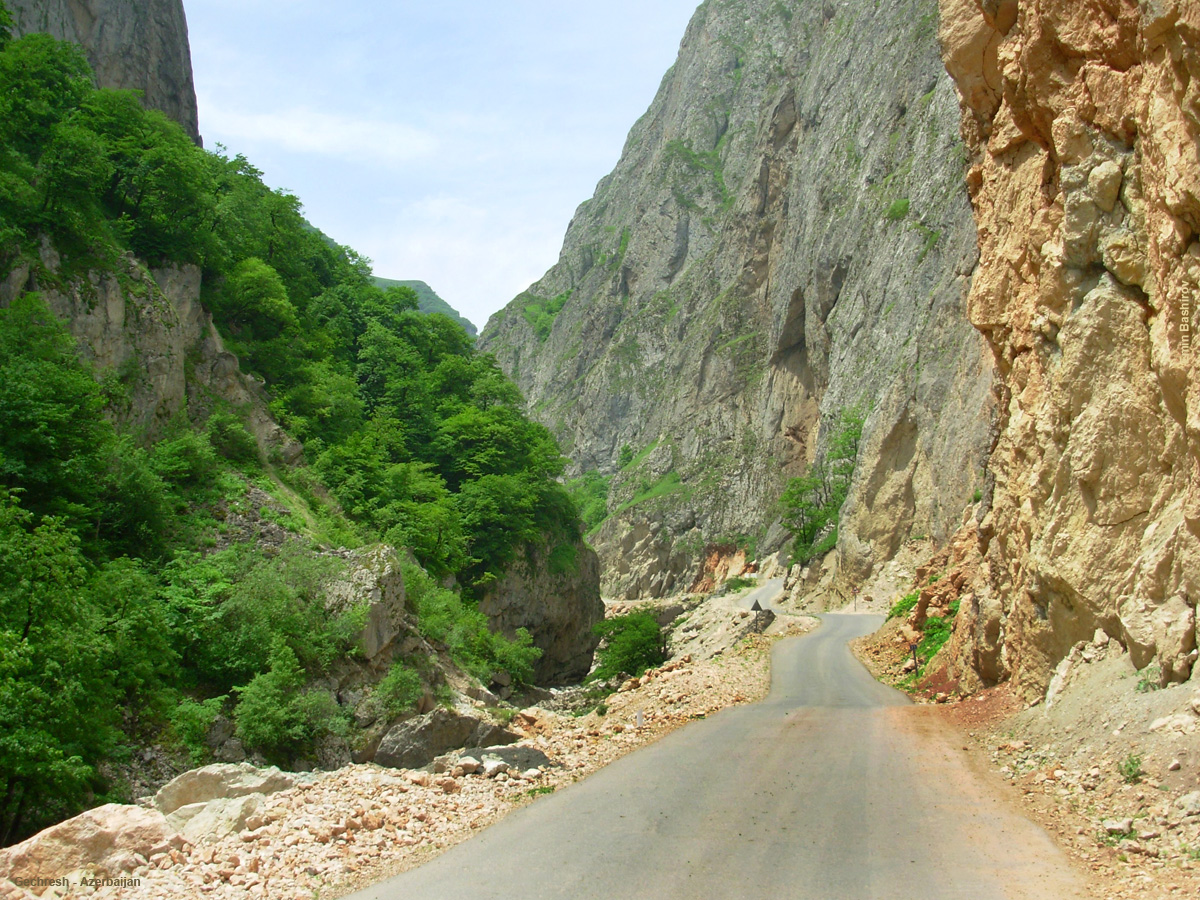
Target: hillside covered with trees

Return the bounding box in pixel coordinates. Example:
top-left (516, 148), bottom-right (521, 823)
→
top-left (0, 8), bottom-right (585, 844)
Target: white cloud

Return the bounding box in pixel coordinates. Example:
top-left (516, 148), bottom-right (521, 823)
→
top-left (199, 99), bottom-right (439, 168)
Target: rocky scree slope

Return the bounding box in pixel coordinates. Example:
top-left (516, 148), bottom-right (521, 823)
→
top-left (482, 0), bottom-right (995, 600)
top-left (930, 0), bottom-right (1200, 699)
top-left (8, 0), bottom-right (201, 143)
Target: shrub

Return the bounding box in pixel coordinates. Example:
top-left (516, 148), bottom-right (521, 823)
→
top-left (725, 576), bottom-right (756, 592)
top-left (232, 644), bottom-right (347, 761)
top-left (1118, 752), bottom-right (1144, 784)
top-left (885, 198), bottom-right (911, 221)
top-left (232, 644), bottom-right (308, 758)
top-left (169, 696), bottom-right (226, 764)
top-left (150, 428), bottom-right (219, 489)
top-left (206, 409), bottom-right (258, 464)
top-left (565, 471), bottom-right (610, 534)
top-left (404, 563), bottom-right (541, 685)
top-left (372, 662), bottom-right (423, 720)
top-left (591, 612), bottom-right (666, 682)
top-left (780, 405), bottom-right (865, 565)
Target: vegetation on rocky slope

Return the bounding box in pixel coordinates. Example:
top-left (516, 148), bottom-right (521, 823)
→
top-left (778, 405), bottom-right (865, 565)
top-left (0, 15), bottom-right (581, 844)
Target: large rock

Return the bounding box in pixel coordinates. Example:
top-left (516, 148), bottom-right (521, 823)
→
top-left (478, 537), bottom-right (603, 684)
top-left (372, 709), bottom-right (518, 770)
top-left (7, 0), bottom-right (201, 143)
top-left (165, 795), bottom-right (264, 844)
top-left (480, 0), bottom-right (994, 601)
top-left (153, 763), bottom-right (296, 815)
top-left (323, 545), bottom-right (414, 665)
top-left (0, 805), bottom-right (182, 883)
top-left (936, 0), bottom-right (1200, 697)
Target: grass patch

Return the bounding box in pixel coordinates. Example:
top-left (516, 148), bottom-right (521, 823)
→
top-left (1136, 667), bottom-right (1161, 693)
top-left (620, 439), bottom-right (660, 472)
top-left (519, 290), bottom-right (572, 341)
top-left (885, 198), bottom-right (911, 221)
top-left (614, 472), bottom-right (685, 516)
top-left (889, 591), bottom-right (920, 620)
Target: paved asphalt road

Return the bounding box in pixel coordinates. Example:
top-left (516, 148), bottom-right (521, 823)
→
top-left (737, 576), bottom-right (786, 613)
top-left (342, 616), bottom-right (1083, 900)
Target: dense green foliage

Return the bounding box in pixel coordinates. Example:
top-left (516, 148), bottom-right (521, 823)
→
top-left (0, 22), bottom-right (580, 594)
top-left (565, 472), bottom-right (611, 535)
top-left (404, 564), bottom-right (540, 685)
top-left (373, 277), bottom-right (476, 337)
top-left (888, 591), bottom-right (920, 620)
top-left (779, 405), bottom-right (865, 564)
top-left (590, 612), bottom-right (666, 682)
top-left (0, 21), bottom-right (581, 843)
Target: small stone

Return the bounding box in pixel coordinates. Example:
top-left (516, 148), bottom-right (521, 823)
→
top-left (1104, 818), bottom-right (1134, 835)
top-left (1170, 760), bottom-right (1183, 772)
top-left (481, 759), bottom-right (510, 778)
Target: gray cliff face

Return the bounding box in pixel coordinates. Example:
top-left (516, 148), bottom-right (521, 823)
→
top-left (481, 0), bottom-right (996, 599)
top-left (8, 0), bottom-right (201, 143)
top-left (478, 538), bottom-right (603, 685)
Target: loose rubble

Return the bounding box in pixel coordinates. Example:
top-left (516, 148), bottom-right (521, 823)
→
top-left (0, 614), bottom-right (816, 900)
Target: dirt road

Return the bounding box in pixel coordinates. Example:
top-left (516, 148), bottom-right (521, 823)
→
top-left (342, 616), bottom-right (1084, 900)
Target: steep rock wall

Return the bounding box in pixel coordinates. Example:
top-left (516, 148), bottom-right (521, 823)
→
top-left (8, 0), bottom-right (201, 143)
top-left (478, 538), bottom-right (603, 685)
top-left (482, 0), bottom-right (994, 600)
top-left (937, 0), bottom-right (1200, 697)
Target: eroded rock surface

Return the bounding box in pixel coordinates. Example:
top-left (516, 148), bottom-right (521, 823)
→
top-left (0, 242), bottom-right (301, 458)
top-left (478, 537), bottom-right (603, 684)
top-left (0, 804), bottom-right (183, 884)
top-left (8, 0), bottom-right (201, 143)
top-left (372, 710), bottom-right (519, 771)
top-left (481, 0), bottom-right (994, 599)
top-left (937, 0), bottom-right (1200, 696)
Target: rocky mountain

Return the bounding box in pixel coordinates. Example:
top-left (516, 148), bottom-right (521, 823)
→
top-left (7, 0), bottom-right (201, 142)
top-left (935, 0), bottom-right (1200, 698)
top-left (481, 0), bottom-right (995, 600)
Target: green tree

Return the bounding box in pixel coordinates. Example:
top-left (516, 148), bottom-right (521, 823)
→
top-left (591, 612), bottom-right (666, 681)
top-left (218, 257), bottom-right (298, 340)
top-left (0, 294), bottom-right (111, 526)
top-left (0, 492), bottom-right (115, 844)
top-left (0, 2), bottom-right (13, 52)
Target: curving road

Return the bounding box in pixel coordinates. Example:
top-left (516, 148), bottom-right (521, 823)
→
top-left (342, 616), bottom-right (1083, 900)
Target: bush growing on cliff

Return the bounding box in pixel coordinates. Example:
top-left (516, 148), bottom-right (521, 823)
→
top-left (404, 563), bottom-right (541, 685)
top-left (566, 471), bottom-right (611, 535)
top-left (779, 405), bottom-right (865, 564)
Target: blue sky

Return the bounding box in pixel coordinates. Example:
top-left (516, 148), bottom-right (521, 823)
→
top-left (186, 1), bottom-right (702, 331)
